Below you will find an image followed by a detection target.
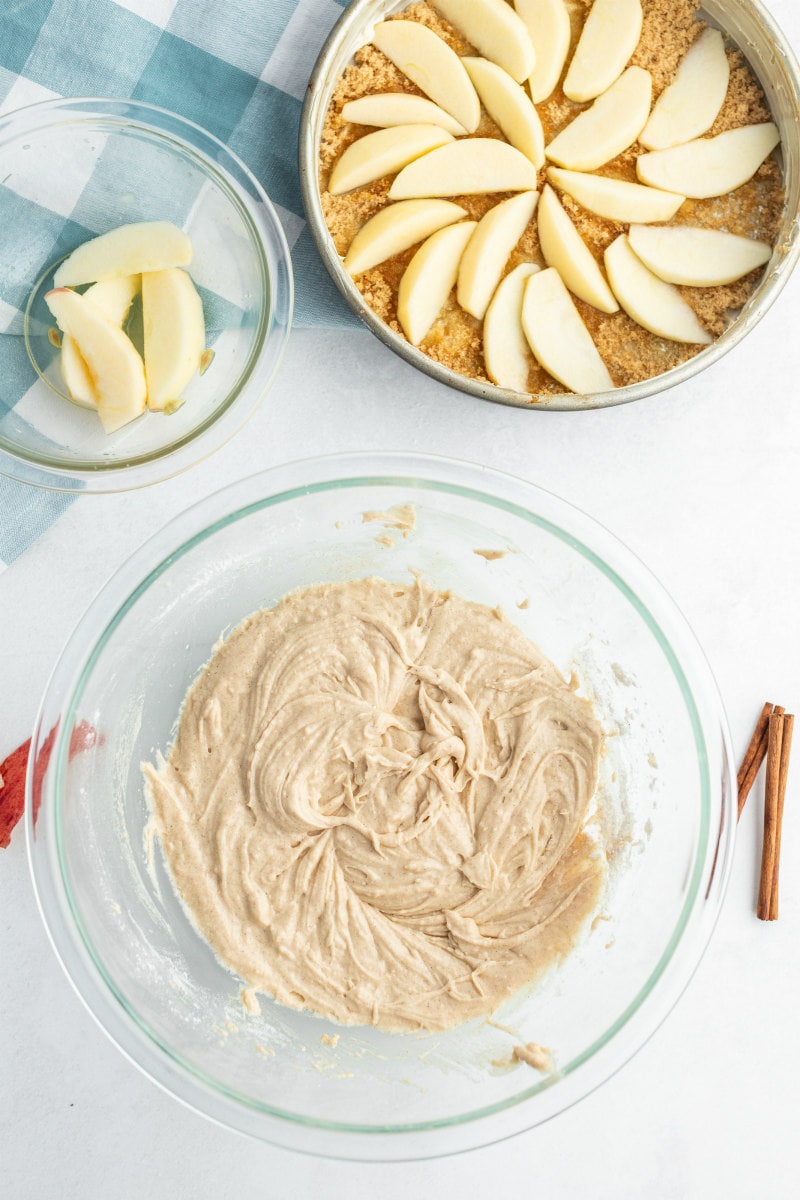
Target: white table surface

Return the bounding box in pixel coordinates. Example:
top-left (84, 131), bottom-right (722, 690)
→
top-left (4, 11), bottom-right (800, 1193)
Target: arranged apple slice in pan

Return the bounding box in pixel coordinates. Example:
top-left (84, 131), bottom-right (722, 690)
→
top-left (457, 191), bottom-right (539, 319)
top-left (463, 57), bottom-right (545, 167)
top-left (397, 220), bottom-right (477, 344)
top-left (341, 93), bottom-right (468, 136)
top-left (60, 275), bottom-right (140, 408)
top-left (563, 0), bottom-right (643, 103)
top-left (637, 123), bottom-right (780, 198)
top-left (547, 167), bottom-right (685, 223)
top-left (432, 0), bottom-right (536, 84)
top-left (327, 125), bottom-right (455, 194)
top-left (45, 287), bottom-right (146, 432)
top-left (514, 0), bottom-right (571, 104)
top-left (546, 67), bottom-right (652, 172)
top-left (604, 234), bottom-right (712, 343)
top-left (521, 268), bottom-right (614, 393)
top-left (53, 221), bottom-right (191, 287)
top-left (142, 268), bottom-right (206, 411)
top-left (483, 262), bottom-right (540, 391)
top-left (372, 20), bottom-right (480, 133)
top-left (390, 139), bottom-right (538, 198)
top-left (627, 224), bottom-right (772, 286)
top-left (537, 185), bottom-right (617, 312)
top-left (640, 28), bottom-right (730, 151)
top-left (344, 199), bottom-right (468, 275)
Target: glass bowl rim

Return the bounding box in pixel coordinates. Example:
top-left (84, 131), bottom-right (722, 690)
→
top-left (27, 451), bottom-right (737, 1154)
top-left (0, 96), bottom-right (294, 492)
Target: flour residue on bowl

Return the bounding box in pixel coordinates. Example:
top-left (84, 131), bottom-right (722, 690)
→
top-left (362, 502), bottom-right (417, 548)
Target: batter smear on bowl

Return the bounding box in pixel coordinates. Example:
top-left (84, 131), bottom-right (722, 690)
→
top-left (318, 0), bottom-right (784, 396)
top-left (144, 576), bottom-right (605, 1033)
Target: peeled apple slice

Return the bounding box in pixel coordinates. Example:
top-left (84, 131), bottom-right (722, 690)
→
top-left (397, 220), bottom-right (477, 344)
top-left (483, 262), bottom-right (540, 391)
top-left (60, 275), bottom-right (140, 408)
top-left (636, 123), bottom-right (780, 199)
top-left (463, 57), bottom-right (545, 168)
top-left (60, 334), bottom-right (97, 409)
top-left (327, 125), bottom-right (455, 194)
top-left (563, 0), bottom-right (643, 103)
top-left (546, 68), bottom-right (652, 171)
top-left (432, 0), bottom-right (536, 84)
top-left (457, 191), bottom-right (539, 319)
top-left (142, 268), bottom-right (206, 411)
top-left (45, 287), bottom-right (146, 432)
top-left (537, 185), bottom-right (617, 312)
top-left (53, 221), bottom-right (191, 287)
top-left (82, 274), bottom-right (140, 325)
top-left (548, 167), bottom-right (685, 223)
top-left (341, 93), bottom-right (468, 136)
top-left (514, 0), bottom-right (571, 104)
top-left (372, 20), bottom-right (480, 133)
top-left (344, 199), bottom-right (468, 275)
top-left (521, 268), bottom-right (614, 393)
top-left (627, 224), bottom-right (772, 286)
top-left (604, 234), bottom-right (712, 344)
top-left (389, 139), bottom-right (538, 199)
top-left (640, 28), bottom-right (730, 151)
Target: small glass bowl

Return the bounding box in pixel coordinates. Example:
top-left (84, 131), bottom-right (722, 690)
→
top-left (28, 453), bottom-right (735, 1160)
top-left (0, 98), bottom-right (293, 491)
top-left (299, 0), bottom-right (800, 411)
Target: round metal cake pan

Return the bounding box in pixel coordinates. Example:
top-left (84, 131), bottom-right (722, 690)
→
top-left (299, 0), bottom-right (800, 411)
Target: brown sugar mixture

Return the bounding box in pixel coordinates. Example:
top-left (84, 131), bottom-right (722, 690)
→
top-left (318, 0), bottom-right (785, 398)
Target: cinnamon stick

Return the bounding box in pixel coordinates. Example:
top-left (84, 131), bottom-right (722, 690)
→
top-left (767, 713), bottom-right (794, 920)
top-left (757, 713), bottom-right (785, 920)
top-left (737, 702), bottom-right (782, 819)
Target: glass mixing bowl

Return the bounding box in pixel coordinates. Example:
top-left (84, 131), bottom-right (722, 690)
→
top-left (300, 0), bottom-right (800, 411)
top-left (0, 98), bottom-right (292, 491)
top-left (28, 453), bottom-right (735, 1159)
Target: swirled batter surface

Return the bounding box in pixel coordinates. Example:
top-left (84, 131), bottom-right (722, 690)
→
top-left (145, 577), bottom-right (605, 1032)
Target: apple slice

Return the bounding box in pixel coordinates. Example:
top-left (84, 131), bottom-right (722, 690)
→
top-left (546, 67), bottom-right (652, 171)
top-left (627, 224), bottom-right (772, 286)
top-left (341, 93), bottom-right (468, 136)
top-left (563, 0), bottom-right (643, 103)
top-left (547, 167), bottom-right (685, 223)
top-left (60, 333), bottom-right (97, 410)
top-left (463, 57), bottom-right (545, 168)
top-left (431, 0), bottom-right (536, 84)
top-left (521, 268), bottom-right (614, 393)
top-left (483, 262), bottom-right (540, 391)
top-left (537, 185), bottom-right (617, 312)
top-left (83, 274), bottom-right (139, 325)
top-left (640, 29), bottom-right (730, 151)
top-left (344, 200), bottom-right (468, 275)
top-left (328, 125), bottom-right (455, 194)
top-left (45, 287), bottom-right (146, 432)
top-left (397, 220), bottom-right (477, 344)
top-left (60, 275), bottom-right (140, 408)
top-left (372, 20), bottom-right (480, 133)
top-left (142, 268), bottom-right (206, 411)
top-left (389, 139), bottom-right (538, 199)
top-left (53, 221), bottom-right (191, 287)
top-left (457, 191), bottom-right (539, 319)
top-left (604, 235), bottom-right (712, 344)
top-left (514, 0), bottom-right (571, 104)
top-left (636, 123), bottom-right (780, 199)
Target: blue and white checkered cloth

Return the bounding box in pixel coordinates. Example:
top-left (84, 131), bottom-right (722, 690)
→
top-left (0, 0), bottom-right (359, 570)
